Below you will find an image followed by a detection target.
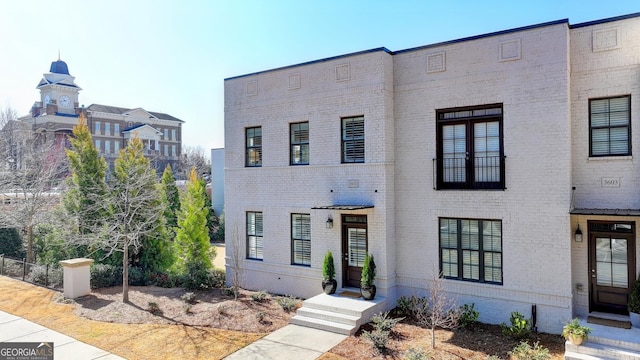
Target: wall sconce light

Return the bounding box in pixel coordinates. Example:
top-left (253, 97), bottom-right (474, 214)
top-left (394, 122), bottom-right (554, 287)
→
top-left (574, 224), bottom-right (583, 242)
top-left (326, 216), bottom-right (333, 229)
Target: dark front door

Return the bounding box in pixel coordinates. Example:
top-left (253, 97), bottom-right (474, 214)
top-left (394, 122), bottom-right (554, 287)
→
top-left (589, 221), bottom-right (636, 314)
top-left (342, 215), bottom-right (367, 288)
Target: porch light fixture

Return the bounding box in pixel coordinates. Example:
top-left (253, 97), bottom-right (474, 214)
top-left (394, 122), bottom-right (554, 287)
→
top-left (326, 216), bottom-right (333, 229)
top-left (574, 225), bottom-right (583, 242)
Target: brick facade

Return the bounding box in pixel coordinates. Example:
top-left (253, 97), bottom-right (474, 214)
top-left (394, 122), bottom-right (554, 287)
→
top-left (224, 14), bottom-right (640, 333)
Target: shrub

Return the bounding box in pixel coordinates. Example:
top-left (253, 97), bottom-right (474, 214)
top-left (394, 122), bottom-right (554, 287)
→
top-left (629, 274), bottom-right (640, 314)
top-left (217, 304), bottom-right (228, 315)
top-left (255, 311), bottom-right (266, 323)
top-left (251, 290), bottom-right (269, 302)
top-left (508, 341), bottom-right (550, 360)
top-left (128, 266), bottom-right (146, 286)
top-left (276, 295), bottom-right (299, 312)
top-left (0, 228), bottom-right (23, 258)
top-left (501, 311), bottom-right (531, 340)
top-left (371, 311), bottom-right (404, 332)
top-left (181, 263), bottom-right (216, 290)
top-left (210, 268), bottom-right (226, 288)
top-left (360, 253), bottom-right (376, 288)
top-left (146, 272), bottom-right (175, 288)
top-left (458, 303), bottom-right (479, 329)
top-left (27, 265), bottom-right (63, 288)
top-left (147, 302), bottom-right (162, 315)
top-left (362, 329), bottom-right (390, 353)
top-left (322, 251), bottom-right (335, 280)
top-left (181, 292), bottom-right (197, 304)
top-left (90, 264), bottom-right (121, 289)
top-left (403, 347), bottom-right (429, 360)
top-left (396, 295), bottom-right (430, 321)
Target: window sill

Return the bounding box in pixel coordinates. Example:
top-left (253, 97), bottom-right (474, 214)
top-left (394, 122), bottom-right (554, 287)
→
top-left (588, 156), bottom-right (632, 161)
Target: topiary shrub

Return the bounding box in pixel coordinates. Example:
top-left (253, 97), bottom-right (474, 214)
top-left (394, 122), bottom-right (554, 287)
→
top-left (90, 264), bottom-right (122, 289)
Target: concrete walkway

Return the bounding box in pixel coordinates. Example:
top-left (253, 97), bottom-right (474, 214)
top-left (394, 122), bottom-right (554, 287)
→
top-left (0, 310), bottom-right (124, 360)
top-left (223, 324), bottom-right (346, 360)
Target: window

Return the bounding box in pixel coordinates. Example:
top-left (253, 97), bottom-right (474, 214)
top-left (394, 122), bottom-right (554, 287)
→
top-left (590, 96), bottom-right (631, 157)
top-left (105, 140), bottom-right (110, 153)
top-left (291, 214), bottom-right (311, 265)
top-left (436, 105), bottom-right (504, 189)
top-left (164, 129), bottom-right (168, 139)
top-left (114, 123), bottom-right (120, 135)
top-left (342, 116), bottom-right (364, 163)
top-left (290, 122), bottom-right (309, 165)
top-left (95, 121), bottom-right (101, 134)
top-left (95, 140), bottom-right (101, 150)
top-left (114, 141), bottom-right (120, 153)
top-left (164, 144), bottom-right (169, 156)
top-left (171, 129), bottom-right (177, 141)
top-left (246, 127), bottom-right (262, 167)
top-left (247, 212), bottom-right (263, 260)
top-left (171, 145), bottom-right (176, 157)
top-left (105, 123), bottom-right (110, 136)
top-left (439, 218), bottom-right (502, 284)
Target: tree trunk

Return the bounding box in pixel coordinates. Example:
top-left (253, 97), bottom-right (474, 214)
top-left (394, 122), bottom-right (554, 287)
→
top-left (26, 225), bottom-right (34, 263)
top-left (122, 242), bottom-right (129, 302)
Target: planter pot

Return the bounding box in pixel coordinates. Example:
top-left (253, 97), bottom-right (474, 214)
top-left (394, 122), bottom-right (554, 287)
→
top-left (568, 334), bottom-right (584, 346)
top-left (631, 312), bottom-right (640, 329)
top-left (360, 285), bottom-right (376, 300)
top-left (322, 279), bottom-right (337, 295)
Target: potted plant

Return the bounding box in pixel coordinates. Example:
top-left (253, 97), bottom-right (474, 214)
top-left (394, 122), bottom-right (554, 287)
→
top-left (562, 318), bottom-right (591, 346)
top-left (322, 251), bottom-right (337, 294)
top-left (360, 253), bottom-right (376, 300)
top-left (629, 274), bottom-right (640, 328)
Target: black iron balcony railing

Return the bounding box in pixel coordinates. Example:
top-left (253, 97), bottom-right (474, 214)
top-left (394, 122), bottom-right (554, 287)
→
top-left (433, 155), bottom-right (506, 190)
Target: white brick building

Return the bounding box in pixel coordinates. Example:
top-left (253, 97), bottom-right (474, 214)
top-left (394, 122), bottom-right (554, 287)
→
top-left (224, 13), bottom-right (640, 333)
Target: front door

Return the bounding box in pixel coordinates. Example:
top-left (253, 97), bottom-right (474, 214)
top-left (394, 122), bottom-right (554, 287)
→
top-left (342, 215), bottom-right (367, 288)
top-left (589, 221), bottom-right (636, 314)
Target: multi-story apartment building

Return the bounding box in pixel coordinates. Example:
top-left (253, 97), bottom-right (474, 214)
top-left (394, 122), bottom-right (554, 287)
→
top-left (224, 13), bottom-right (640, 334)
top-left (19, 59), bottom-right (183, 173)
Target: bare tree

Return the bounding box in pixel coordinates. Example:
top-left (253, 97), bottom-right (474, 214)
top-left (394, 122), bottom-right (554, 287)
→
top-left (414, 271), bottom-right (460, 349)
top-left (227, 224), bottom-right (245, 300)
top-left (89, 136), bottom-right (166, 302)
top-left (176, 145), bottom-right (211, 181)
top-left (0, 105), bottom-right (68, 263)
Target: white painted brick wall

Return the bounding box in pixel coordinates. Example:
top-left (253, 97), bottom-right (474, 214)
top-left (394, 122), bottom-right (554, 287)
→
top-left (224, 15), bottom-right (640, 335)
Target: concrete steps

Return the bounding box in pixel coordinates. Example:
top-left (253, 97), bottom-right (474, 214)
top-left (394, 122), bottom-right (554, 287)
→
top-left (291, 292), bottom-right (387, 335)
top-left (564, 315), bottom-right (640, 360)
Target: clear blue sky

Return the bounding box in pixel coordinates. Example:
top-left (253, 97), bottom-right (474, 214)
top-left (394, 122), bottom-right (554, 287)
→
top-left (0, 1), bottom-right (638, 152)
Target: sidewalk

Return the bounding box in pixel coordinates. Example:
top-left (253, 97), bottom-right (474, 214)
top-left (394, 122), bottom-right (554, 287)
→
top-left (0, 310), bottom-right (124, 360)
top-left (223, 324), bottom-right (346, 360)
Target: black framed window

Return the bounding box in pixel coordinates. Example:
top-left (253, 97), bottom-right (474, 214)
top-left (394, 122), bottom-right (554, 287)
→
top-left (245, 127), bottom-right (262, 167)
top-left (342, 116), bottom-right (364, 163)
top-left (291, 214), bottom-right (311, 266)
top-left (436, 105), bottom-right (504, 189)
top-left (590, 96), bottom-right (631, 157)
top-left (246, 212), bottom-right (263, 260)
top-left (439, 218), bottom-right (502, 284)
top-left (290, 122), bottom-right (309, 165)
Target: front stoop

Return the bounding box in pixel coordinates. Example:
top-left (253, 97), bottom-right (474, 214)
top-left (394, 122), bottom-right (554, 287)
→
top-left (291, 292), bottom-right (386, 335)
top-left (564, 324), bottom-right (640, 360)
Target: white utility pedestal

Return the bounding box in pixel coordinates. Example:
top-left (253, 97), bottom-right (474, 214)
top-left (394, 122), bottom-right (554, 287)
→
top-left (59, 258), bottom-right (94, 299)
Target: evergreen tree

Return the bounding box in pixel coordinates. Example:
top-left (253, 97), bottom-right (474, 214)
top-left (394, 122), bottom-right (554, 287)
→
top-left (161, 164), bottom-right (180, 233)
top-left (0, 228), bottom-right (23, 258)
top-left (173, 168), bottom-right (213, 274)
top-left (64, 113), bottom-right (108, 235)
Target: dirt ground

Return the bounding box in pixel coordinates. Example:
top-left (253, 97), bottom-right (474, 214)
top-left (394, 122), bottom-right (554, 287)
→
top-left (70, 286), bottom-right (295, 333)
top-left (70, 283), bottom-right (565, 360)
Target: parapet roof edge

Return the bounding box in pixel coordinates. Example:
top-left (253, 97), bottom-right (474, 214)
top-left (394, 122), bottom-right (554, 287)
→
top-left (394, 19), bottom-right (568, 55)
top-left (224, 47), bottom-right (393, 81)
top-left (225, 12), bottom-right (640, 81)
top-left (570, 12), bottom-right (640, 29)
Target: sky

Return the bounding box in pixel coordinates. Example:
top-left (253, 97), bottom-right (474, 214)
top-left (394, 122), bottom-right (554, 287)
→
top-left (0, 1), bottom-right (639, 153)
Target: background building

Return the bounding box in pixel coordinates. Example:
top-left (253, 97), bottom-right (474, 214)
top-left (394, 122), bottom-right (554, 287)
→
top-left (19, 59), bottom-right (184, 173)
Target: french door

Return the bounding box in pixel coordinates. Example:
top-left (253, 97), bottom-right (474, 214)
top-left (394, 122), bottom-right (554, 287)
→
top-left (342, 215), bottom-right (367, 288)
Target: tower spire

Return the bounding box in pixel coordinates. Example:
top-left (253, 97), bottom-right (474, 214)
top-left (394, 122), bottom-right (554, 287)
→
top-left (58, 49), bottom-right (60, 61)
